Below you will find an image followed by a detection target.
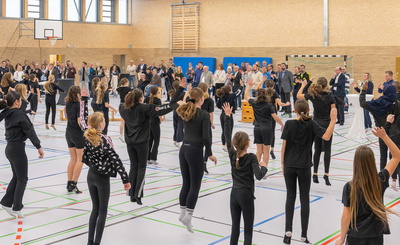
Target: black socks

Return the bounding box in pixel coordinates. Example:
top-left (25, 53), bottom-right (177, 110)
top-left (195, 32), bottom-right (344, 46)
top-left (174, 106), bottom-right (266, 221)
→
top-left (135, 197), bottom-right (142, 205)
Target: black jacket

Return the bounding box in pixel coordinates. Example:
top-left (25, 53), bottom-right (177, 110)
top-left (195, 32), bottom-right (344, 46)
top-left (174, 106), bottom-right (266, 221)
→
top-left (0, 108), bottom-right (41, 148)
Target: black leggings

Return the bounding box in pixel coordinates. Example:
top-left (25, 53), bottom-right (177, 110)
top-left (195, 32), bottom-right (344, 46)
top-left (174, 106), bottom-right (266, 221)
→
top-left (346, 235), bottom-right (383, 245)
top-left (313, 135), bottom-right (333, 174)
top-left (284, 166), bottom-right (311, 237)
top-left (379, 138), bottom-right (388, 171)
top-left (230, 188), bottom-right (254, 245)
top-left (271, 119), bottom-right (276, 148)
top-left (45, 97), bottom-right (57, 124)
top-left (220, 113), bottom-right (233, 145)
top-left (148, 121), bottom-right (160, 161)
top-left (179, 142), bottom-right (204, 209)
top-left (87, 169), bottom-right (110, 244)
top-left (173, 112), bottom-right (184, 142)
top-left (127, 142), bottom-right (148, 199)
top-left (0, 142), bottom-right (28, 211)
top-left (30, 93), bottom-right (38, 113)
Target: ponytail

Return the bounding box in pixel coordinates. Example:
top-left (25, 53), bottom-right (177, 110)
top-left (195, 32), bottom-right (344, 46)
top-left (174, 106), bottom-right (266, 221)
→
top-left (256, 89), bottom-right (270, 103)
top-left (308, 77), bottom-right (328, 99)
top-left (0, 91), bottom-right (21, 110)
top-left (124, 89), bottom-right (143, 109)
top-left (232, 131), bottom-right (250, 169)
top-left (44, 75), bottom-right (55, 94)
top-left (96, 83), bottom-right (107, 104)
top-left (295, 99), bottom-right (312, 123)
top-left (84, 112), bottom-right (104, 146)
top-left (176, 88), bottom-right (203, 121)
top-left (149, 86), bottom-right (158, 104)
top-left (198, 83), bottom-right (210, 99)
top-left (216, 85), bottom-right (231, 98)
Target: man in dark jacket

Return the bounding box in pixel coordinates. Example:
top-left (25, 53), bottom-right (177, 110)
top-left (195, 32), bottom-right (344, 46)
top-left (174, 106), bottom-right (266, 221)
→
top-left (330, 67), bottom-right (346, 125)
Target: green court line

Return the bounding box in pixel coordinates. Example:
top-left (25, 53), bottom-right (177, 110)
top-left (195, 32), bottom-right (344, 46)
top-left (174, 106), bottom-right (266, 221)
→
top-left (21, 182), bottom-right (232, 244)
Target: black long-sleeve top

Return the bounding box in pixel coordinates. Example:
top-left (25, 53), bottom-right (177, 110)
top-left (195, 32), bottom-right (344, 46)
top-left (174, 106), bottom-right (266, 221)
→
top-left (224, 114), bottom-right (267, 196)
top-left (45, 83), bottom-right (64, 100)
top-left (216, 86), bottom-right (243, 114)
top-left (360, 90), bottom-right (395, 127)
top-left (120, 87), bottom-right (181, 144)
top-left (0, 108), bottom-right (41, 149)
top-left (82, 135), bottom-right (129, 184)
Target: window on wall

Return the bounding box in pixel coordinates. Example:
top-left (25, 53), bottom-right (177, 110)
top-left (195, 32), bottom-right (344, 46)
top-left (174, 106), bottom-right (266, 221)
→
top-left (85, 0), bottom-right (98, 22)
top-left (68, 0), bottom-right (81, 21)
top-left (118, 0), bottom-right (128, 24)
top-left (102, 0), bottom-right (114, 23)
top-left (27, 0), bottom-right (42, 19)
top-left (48, 0), bottom-right (62, 20)
top-left (6, 0), bottom-right (22, 18)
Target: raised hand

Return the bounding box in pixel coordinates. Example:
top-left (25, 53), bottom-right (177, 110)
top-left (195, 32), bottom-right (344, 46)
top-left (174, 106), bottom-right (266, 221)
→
top-left (222, 102), bottom-right (232, 117)
top-left (179, 77), bottom-right (187, 88)
top-left (372, 127), bottom-right (387, 138)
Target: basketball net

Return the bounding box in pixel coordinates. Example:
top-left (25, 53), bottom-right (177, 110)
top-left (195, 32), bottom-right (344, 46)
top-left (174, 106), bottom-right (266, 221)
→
top-left (47, 36), bottom-right (58, 46)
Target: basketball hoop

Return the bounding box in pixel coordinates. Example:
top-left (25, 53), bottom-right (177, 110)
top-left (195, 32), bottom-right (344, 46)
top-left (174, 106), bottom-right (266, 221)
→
top-left (47, 36), bottom-right (58, 46)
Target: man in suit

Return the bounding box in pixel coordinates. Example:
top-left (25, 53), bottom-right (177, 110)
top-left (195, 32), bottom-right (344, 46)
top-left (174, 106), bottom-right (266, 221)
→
top-left (330, 67), bottom-right (346, 125)
top-left (136, 59), bottom-right (147, 74)
top-left (230, 65), bottom-right (243, 108)
top-left (145, 68), bottom-right (162, 97)
top-left (278, 63), bottom-right (294, 116)
top-left (78, 61), bottom-right (91, 91)
top-left (193, 62), bottom-right (204, 87)
top-left (46, 64), bottom-right (58, 81)
top-left (110, 60), bottom-right (121, 74)
top-left (200, 65), bottom-right (213, 87)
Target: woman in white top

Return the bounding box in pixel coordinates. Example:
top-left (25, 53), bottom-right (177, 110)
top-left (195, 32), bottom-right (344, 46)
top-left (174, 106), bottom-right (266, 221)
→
top-left (14, 64), bottom-right (24, 83)
top-left (225, 67), bottom-right (233, 86)
top-left (214, 64), bottom-right (226, 88)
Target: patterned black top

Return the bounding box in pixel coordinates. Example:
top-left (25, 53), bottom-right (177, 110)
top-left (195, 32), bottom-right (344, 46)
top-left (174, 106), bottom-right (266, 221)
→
top-left (82, 135), bottom-right (129, 183)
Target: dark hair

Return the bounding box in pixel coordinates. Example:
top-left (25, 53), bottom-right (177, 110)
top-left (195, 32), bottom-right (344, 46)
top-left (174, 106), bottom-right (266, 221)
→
top-left (124, 89), bottom-right (143, 109)
top-left (0, 91), bottom-right (21, 110)
top-left (29, 74), bottom-right (36, 81)
top-left (300, 64), bottom-right (305, 68)
top-left (65, 85), bottom-right (81, 102)
top-left (295, 99), bottom-right (312, 123)
top-left (393, 81), bottom-right (400, 93)
top-left (265, 80), bottom-right (275, 98)
top-left (1, 72), bottom-right (13, 87)
top-left (216, 85), bottom-right (231, 98)
top-left (148, 86), bottom-right (159, 104)
top-left (385, 70), bottom-right (393, 77)
top-left (169, 81), bottom-right (180, 98)
top-left (256, 88), bottom-right (270, 103)
top-left (198, 62), bottom-right (203, 65)
top-left (232, 131), bottom-right (250, 169)
top-left (92, 77), bottom-right (100, 93)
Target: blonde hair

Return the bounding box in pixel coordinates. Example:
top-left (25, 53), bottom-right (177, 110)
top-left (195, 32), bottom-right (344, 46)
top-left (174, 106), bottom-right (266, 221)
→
top-left (350, 146), bottom-right (399, 231)
top-left (198, 83), bottom-right (210, 99)
top-left (15, 84), bottom-right (28, 102)
top-left (1, 72), bottom-right (12, 87)
top-left (84, 112), bottom-right (104, 146)
top-left (295, 99), bottom-right (312, 123)
top-left (96, 82), bottom-right (108, 104)
top-left (176, 88), bottom-right (204, 121)
top-left (308, 77), bottom-right (329, 99)
top-left (44, 75), bottom-right (55, 94)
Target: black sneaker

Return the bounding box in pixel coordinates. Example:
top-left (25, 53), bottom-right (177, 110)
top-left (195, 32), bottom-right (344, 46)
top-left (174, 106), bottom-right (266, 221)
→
top-left (270, 151), bottom-right (276, 160)
top-left (313, 175), bottom-right (319, 184)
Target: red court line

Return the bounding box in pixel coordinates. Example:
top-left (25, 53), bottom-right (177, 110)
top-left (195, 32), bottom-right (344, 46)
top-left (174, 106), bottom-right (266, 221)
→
top-left (321, 200), bottom-right (400, 245)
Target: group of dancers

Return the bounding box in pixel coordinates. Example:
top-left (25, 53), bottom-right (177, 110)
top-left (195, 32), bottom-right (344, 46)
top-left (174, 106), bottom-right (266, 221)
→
top-left (0, 60), bottom-right (399, 245)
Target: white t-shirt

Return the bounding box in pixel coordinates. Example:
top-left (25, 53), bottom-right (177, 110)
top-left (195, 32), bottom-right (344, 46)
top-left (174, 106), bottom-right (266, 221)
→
top-left (14, 71), bottom-right (24, 82)
top-left (126, 64), bottom-right (137, 76)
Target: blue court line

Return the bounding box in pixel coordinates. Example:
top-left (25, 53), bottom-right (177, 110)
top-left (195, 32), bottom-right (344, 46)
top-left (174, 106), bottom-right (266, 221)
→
top-left (208, 196), bottom-right (324, 245)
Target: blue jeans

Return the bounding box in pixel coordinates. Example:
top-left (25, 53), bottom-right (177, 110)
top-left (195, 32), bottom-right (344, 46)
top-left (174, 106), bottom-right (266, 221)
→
top-left (145, 84), bottom-right (160, 97)
top-left (129, 75), bottom-right (136, 88)
top-left (344, 90), bottom-right (349, 112)
top-left (364, 109), bottom-right (372, 128)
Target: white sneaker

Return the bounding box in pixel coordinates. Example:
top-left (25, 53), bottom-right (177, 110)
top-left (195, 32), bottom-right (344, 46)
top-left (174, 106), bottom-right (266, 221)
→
top-left (222, 145), bottom-right (228, 152)
top-left (1, 205), bottom-right (16, 217)
top-left (12, 210), bottom-right (25, 218)
top-left (392, 181), bottom-right (398, 192)
top-left (174, 142), bottom-right (181, 148)
top-left (119, 134), bottom-right (125, 143)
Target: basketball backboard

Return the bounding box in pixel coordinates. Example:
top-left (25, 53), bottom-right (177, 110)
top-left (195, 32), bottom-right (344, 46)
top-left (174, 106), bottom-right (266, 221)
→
top-left (34, 19), bottom-right (63, 40)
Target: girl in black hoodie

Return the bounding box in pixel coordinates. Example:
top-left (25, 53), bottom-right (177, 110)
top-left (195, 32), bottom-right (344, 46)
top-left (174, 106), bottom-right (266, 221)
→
top-left (216, 84), bottom-right (243, 152)
top-left (0, 91), bottom-right (44, 218)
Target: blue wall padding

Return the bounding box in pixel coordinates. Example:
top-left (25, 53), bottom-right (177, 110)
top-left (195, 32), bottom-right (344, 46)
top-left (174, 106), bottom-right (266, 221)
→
top-left (173, 57), bottom-right (217, 75)
top-left (222, 57), bottom-right (273, 70)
